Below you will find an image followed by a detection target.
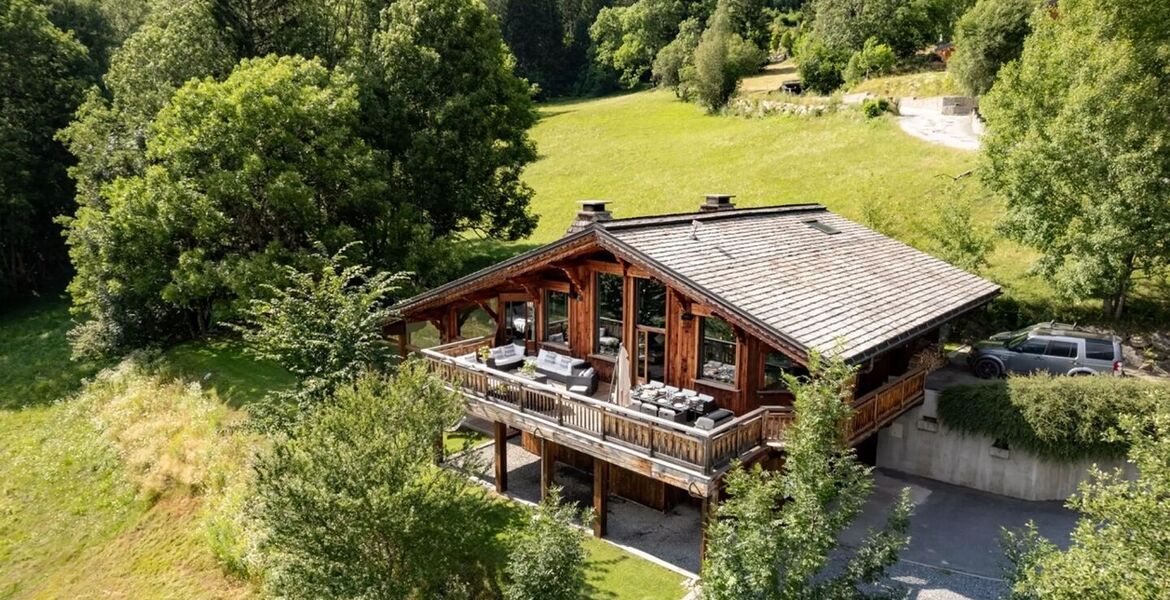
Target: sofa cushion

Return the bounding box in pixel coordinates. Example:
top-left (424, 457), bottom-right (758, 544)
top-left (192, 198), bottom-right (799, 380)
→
top-left (537, 349), bottom-right (558, 367)
top-left (579, 367), bottom-right (595, 380)
top-left (554, 355), bottom-right (574, 376)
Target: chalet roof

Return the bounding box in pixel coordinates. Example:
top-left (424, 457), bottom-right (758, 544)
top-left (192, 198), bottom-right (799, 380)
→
top-left (396, 204), bottom-right (1001, 363)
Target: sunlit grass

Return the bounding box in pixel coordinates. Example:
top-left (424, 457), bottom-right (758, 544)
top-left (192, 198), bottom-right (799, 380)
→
top-left (523, 89), bottom-right (1052, 306)
top-left (848, 70), bottom-right (961, 98)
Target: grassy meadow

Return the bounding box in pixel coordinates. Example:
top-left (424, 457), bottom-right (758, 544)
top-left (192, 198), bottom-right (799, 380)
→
top-left (522, 90), bottom-right (1054, 308)
top-left (0, 300), bottom-right (687, 600)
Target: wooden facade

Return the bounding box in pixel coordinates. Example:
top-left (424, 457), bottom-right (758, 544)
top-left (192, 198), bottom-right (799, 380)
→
top-left (397, 202), bottom-right (999, 555)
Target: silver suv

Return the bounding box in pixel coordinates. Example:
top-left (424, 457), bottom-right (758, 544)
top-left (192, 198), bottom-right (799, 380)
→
top-left (968, 324), bottom-right (1123, 378)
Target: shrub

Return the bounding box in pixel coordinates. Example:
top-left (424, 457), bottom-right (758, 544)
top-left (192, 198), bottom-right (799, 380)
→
top-left (938, 375), bottom-right (1169, 461)
top-left (796, 37), bottom-right (847, 94)
top-left (844, 37), bottom-right (895, 87)
top-left (860, 97), bottom-right (892, 118)
top-left (252, 363), bottom-right (502, 598)
top-left (929, 185), bottom-right (995, 272)
top-left (504, 487), bottom-right (590, 600)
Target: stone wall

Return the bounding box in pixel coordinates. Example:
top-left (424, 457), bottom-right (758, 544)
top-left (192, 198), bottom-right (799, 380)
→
top-left (876, 389), bottom-right (1134, 501)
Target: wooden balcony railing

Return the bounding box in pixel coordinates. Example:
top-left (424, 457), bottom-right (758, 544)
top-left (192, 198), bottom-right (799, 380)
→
top-left (421, 337), bottom-right (793, 478)
top-left (847, 366), bottom-right (928, 444)
top-left (421, 337), bottom-right (926, 481)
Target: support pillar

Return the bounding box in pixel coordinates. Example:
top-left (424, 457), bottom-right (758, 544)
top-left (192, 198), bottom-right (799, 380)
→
top-left (699, 483), bottom-right (720, 564)
top-left (540, 437), bottom-right (555, 500)
top-left (593, 458), bottom-right (610, 537)
top-left (493, 421), bottom-right (508, 494)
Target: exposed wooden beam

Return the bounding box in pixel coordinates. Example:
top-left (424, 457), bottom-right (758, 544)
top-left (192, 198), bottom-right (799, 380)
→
top-left (550, 263), bottom-right (585, 293)
top-left (494, 421), bottom-right (508, 494)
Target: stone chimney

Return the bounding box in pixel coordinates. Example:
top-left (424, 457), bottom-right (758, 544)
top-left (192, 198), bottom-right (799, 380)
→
top-left (565, 200), bottom-right (613, 235)
top-left (700, 194), bottom-right (736, 212)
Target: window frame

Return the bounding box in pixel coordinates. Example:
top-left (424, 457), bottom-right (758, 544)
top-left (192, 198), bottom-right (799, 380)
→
top-left (594, 271), bottom-right (624, 358)
top-left (543, 289), bottom-right (570, 347)
top-left (697, 316), bottom-right (738, 386)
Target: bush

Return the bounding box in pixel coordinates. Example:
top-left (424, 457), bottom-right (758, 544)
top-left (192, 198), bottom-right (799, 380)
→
top-left (796, 36), bottom-right (847, 94)
top-left (844, 37), bottom-right (895, 87)
top-left (937, 375), bottom-right (1169, 461)
top-left (504, 487), bottom-right (590, 600)
top-left (860, 97), bottom-right (892, 118)
top-left (948, 0), bottom-right (1036, 95)
top-left (252, 363), bottom-right (503, 598)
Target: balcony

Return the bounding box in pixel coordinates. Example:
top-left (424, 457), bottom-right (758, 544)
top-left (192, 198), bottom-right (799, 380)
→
top-left (421, 336), bottom-right (926, 496)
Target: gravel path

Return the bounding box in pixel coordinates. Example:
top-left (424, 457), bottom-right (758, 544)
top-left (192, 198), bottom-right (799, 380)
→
top-left (896, 103), bottom-right (982, 151)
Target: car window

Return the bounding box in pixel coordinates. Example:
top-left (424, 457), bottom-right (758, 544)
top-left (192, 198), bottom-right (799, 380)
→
top-left (1045, 340), bottom-right (1078, 358)
top-left (1085, 340), bottom-right (1115, 361)
top-left (1015, 339), bottom-right (1048, 354)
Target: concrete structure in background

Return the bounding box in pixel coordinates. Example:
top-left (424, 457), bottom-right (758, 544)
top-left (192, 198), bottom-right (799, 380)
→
top-left (876, 369), bottom-right (1134, 501)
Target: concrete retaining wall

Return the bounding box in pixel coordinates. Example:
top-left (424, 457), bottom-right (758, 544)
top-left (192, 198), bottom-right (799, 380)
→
top-left (876, 389), bottom-right (1133, 501)
top-left (899, 96), bottom-right (978, 116)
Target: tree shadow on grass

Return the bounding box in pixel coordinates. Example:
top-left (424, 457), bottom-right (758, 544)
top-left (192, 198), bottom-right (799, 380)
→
top-left (0, 297), bottom-right (109, 410)
top-left (158, 337), bottom-right (295, 409)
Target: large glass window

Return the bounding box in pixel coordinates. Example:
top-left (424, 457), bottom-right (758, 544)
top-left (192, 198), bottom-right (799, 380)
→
top-left (699, 317), bottom-right (736, 384)
top-left (595, 272), bottom-right (624, 357)
top-left (635, 278), bottom-right (666, 328)
top-left (503, 300), bottom-right (534, 343)
top-left (544, 290), bottom-right (570, 345)
top-left (763, 351), bottom-right (807, 391)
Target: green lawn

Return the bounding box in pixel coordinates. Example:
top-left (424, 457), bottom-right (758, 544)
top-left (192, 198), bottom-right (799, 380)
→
top-left (0, 298), bottom-right (107, 409)
top-left (523, 90), bottom-right (1047, 305)
top-left (0, 301), bottom-right (688, 599)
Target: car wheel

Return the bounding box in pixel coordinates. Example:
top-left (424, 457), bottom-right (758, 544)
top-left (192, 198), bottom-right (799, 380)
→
top-left (973, 358), bottom-right (1003, 379)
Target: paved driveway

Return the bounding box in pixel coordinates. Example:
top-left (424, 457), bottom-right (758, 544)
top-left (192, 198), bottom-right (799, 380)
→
top-left (843, 470), bottom-right (1078, 599)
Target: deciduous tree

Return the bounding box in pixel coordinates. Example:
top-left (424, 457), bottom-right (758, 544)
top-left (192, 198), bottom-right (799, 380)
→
top-left (682, 0), bottom-right (766, 112)
top-left (1003, 407), bottom-right (1170, 599)
top-left (948, 0), bottom-right (1036, 96)
top-left (504, 487), bottom-right (591, 600)
top-left (0, 0), bottom-right (94, 298)
top-left (253, 364), bottom-right (505, 598)
top-left (700, 350), bottom-right (913, 599)
top-left (980, 0), bottom-right (1170, 318)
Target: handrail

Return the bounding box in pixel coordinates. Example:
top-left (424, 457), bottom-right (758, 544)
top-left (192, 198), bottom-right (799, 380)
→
top-left (422, 347), bottom-right (709, 438)
top-left (422, 340), bottom-right (925, 475)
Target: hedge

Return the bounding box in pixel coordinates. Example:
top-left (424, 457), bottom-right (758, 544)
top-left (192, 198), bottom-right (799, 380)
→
top-left (937, 375), bottom-right (1170, 462)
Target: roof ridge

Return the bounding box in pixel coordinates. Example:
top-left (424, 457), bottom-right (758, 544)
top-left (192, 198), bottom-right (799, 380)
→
top-left (600, 203), bottom-right (826, 230)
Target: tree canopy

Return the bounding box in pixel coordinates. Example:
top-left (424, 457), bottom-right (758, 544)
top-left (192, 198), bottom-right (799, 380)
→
top-left (980, 0), bottom-right (1170, 318)
top-left (1003, 407), bottom-right (1170, 598)
top-left (58, 0), bottom-right (538, 356)
top-left (0, 0), bottom-right (94, 298)
top-left (700, 351), bottom-right (913, 599)
top-left (948, 0), bottom-right (1036, 96)
top-left (252, 364), bottom-right (506, 598)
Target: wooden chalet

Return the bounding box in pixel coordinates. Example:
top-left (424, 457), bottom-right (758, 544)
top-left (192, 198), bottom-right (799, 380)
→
top-left (390, 196), bottom-right (1000, 549)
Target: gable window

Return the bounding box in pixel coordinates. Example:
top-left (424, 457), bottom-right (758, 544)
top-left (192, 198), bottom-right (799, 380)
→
top-left (595, 272), bottom-right (624, 357)
top-left (699, 316), bottom-right (736, 384)
top-left (544, 290), bottom-right (570, 346)
top-left (763, 351), bottom-right (807, 391)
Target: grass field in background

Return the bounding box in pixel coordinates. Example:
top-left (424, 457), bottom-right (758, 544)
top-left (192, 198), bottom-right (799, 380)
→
top-left (523, 90), bottom-right (1052, 307)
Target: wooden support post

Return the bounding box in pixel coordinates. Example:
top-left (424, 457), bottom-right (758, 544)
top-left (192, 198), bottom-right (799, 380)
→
top-left (493, 421), bottom-right (508, 494)
top-left (540, 437), bottom-right (555, 501)
top-left (699, 483), bottom-right (720, 564)
top-left (593, 458), bottom-right (610, 537)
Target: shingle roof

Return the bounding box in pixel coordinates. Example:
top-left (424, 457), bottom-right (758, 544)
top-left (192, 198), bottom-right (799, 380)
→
top-left (601, 206), bottom-right (1000, 360)
top-left (396, 204), bottom-right (1001, 363)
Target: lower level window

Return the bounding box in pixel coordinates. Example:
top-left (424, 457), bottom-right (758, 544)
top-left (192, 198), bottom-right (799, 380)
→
top-left (699, 317), bottom-right (736, 384)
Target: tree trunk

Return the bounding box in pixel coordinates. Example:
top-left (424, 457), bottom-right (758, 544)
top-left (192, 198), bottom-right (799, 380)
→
top-left (1105, 254), bottom-right (1136, 320)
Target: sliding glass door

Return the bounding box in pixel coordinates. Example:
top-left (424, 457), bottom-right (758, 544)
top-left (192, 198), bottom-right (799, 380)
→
top-left (634, 278), bottom-right (666, 384)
